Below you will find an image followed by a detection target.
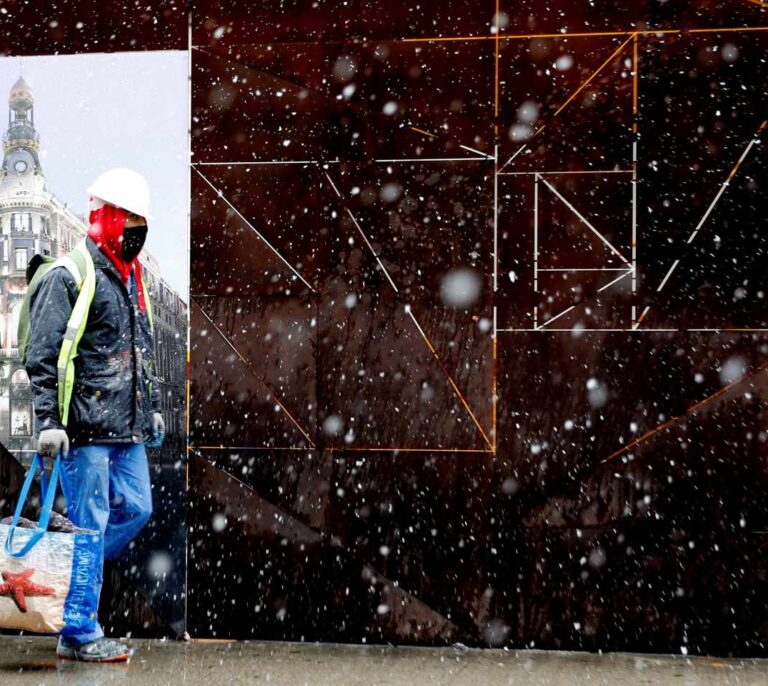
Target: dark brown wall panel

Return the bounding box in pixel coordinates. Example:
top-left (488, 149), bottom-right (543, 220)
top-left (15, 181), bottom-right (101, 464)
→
top-left (189, 1), bottom-right (768, 655)
top-left (0, 1), bottom-right (186, 56)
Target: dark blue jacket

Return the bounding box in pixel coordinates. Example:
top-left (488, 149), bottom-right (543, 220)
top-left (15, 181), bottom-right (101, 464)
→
top-left (25, 236), bottom-right (161, 446)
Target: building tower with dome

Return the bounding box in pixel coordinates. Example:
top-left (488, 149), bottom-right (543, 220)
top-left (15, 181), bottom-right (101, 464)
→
top-left (0, 75), bottom-right (187, 461)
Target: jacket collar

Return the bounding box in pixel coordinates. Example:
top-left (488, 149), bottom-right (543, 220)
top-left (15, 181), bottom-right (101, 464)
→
top-left (85, 235), bottom-right (134, 286)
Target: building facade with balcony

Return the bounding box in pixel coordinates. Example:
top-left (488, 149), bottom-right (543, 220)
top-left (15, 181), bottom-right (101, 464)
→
top-left (0, 76), bottom-right (187, 460)
top-left (139, 251), bottom-right (188, 462)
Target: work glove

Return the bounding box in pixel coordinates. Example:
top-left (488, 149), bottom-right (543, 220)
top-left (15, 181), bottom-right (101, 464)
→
top-left (146, 412), bottom-right (165, 449)
top-left (37, 429), bottom-right (69, 458)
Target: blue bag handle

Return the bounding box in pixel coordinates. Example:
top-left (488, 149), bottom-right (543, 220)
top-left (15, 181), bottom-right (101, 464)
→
top-left (3, 450), bottom-right (62, 558)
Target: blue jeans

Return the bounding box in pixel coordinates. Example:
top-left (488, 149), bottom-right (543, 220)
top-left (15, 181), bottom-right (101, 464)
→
top-left (58, 442), bottom-right (153, 646)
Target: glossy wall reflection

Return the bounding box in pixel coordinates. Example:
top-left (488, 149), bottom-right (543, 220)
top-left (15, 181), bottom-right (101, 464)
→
top-left (184, 1), bottom-right (768, 655)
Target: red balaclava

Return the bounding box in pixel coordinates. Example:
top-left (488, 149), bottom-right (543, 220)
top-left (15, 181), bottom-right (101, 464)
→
top-left (87, 198), bottom-right (149, 314)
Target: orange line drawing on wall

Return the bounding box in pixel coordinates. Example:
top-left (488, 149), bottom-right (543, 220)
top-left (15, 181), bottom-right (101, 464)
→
top-left (603, 361), bottom-right (768, 463)
top-left (193, 299), bottom-right (317, 449)
top-left (322, 168), bottom-right (494, 452)
top-left (499, 34), bottom-right (635, 174)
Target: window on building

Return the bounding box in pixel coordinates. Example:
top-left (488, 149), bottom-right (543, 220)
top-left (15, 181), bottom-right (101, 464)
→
top-left (14, 248), bottom-right (27, 271)
top-left (11, 405), bottom-right (32, 436)
top-left (8, 301), bottom-right (21, 348)
top-left (11, 213), bottom-right (31, 233)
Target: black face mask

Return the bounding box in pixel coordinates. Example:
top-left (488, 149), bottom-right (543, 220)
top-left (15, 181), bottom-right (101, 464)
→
top-left (122, 225), bottom-right (148, 262)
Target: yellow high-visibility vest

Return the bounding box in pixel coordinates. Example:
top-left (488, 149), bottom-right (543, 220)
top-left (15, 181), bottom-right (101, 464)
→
top-left (49, 239), bottom-right (154, 426)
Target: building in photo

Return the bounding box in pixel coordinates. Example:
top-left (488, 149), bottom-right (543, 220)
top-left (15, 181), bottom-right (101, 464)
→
top-left (0, 75), bottom-right (187, 460)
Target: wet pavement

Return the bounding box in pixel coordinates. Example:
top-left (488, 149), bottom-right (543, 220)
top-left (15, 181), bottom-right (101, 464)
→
top-left (0, 638), bottom-right (767, 685)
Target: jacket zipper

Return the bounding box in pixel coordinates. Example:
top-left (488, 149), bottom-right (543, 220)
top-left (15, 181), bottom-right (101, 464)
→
top-left (103, 267), bottom-right (142, 440)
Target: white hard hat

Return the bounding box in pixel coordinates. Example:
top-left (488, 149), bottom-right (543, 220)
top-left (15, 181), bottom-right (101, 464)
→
top-left (87, 167), bottom-right (151, 220)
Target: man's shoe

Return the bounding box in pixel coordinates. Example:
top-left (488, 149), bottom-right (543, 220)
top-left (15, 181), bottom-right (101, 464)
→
top-left (57, 636), bottom-right (134, 662)
top-left (56, 636), bottom-right (76, 660)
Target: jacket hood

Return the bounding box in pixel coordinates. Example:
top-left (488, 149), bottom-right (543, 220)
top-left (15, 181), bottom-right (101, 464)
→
top-left (87, 201), bottom-right (134, 283)
top-left (87, 200), bottom-right (149, 314)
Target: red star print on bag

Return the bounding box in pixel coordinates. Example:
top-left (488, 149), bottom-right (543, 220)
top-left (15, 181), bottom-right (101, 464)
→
top-left (0, 569), bottom-right (56, 613)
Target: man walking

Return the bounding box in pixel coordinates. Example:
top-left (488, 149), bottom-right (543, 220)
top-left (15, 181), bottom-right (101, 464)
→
top-left (25, 167), bottom-right (165, 662)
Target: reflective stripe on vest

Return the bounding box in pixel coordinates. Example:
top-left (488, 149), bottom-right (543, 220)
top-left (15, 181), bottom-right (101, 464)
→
top-left (140, 270), bottom-right (154, 338)
top-left (52, 241), bottom-right (155, 427)
top-left (55, 240), bottom-right (96, 427)
top-left (139, 269), bottom-right (155, 403)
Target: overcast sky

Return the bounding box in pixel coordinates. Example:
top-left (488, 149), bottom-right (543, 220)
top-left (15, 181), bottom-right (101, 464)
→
top-left (0, 51), bottom-right (188, 297)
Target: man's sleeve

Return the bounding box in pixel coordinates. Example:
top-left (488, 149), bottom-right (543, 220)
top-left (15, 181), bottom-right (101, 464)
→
top-left (25, 267), bottom-right (80, 432)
